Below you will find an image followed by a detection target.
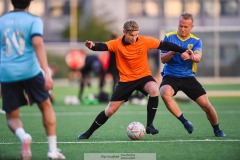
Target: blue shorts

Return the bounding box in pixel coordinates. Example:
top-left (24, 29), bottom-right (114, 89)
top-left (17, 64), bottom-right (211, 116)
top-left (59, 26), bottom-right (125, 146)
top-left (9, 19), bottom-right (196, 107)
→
top-left (1, 72), bottom-right (50, 113)
top-left (111, 76), bottom-right (156, 102)
top-left (160, 75), bottom-right (206, 101)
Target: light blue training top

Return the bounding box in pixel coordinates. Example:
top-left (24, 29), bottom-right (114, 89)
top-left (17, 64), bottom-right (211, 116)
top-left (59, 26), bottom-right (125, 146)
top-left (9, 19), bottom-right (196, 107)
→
top-left (161, 31), bottom-right (202, 78)
top-left (0, 11), bottom-right (43, 82)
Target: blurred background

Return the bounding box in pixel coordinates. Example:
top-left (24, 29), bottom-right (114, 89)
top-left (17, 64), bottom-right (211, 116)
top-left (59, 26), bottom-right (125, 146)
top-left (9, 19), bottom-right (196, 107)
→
top-left (1, 0), bottom-right (239, 80)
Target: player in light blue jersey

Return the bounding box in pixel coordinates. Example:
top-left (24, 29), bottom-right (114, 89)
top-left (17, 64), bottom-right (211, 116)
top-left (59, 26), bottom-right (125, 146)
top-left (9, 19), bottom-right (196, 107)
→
top-left (160, 13), bottom-right (225, 137)
top-left (0, 0), bottom-right (65, 159)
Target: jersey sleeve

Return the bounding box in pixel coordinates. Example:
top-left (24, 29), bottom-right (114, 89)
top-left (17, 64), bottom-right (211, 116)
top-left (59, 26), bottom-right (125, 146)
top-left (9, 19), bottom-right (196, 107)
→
top-left (106, 39), bottom-right (117, 52)
top-left (145, 36), bottom-right (161, 49)
top-left (160, 35), bottom-right (168, 53)
top-left (30, 17), bottom-right (43, 38)
top-left (193, 39), bottom-right (202, 53)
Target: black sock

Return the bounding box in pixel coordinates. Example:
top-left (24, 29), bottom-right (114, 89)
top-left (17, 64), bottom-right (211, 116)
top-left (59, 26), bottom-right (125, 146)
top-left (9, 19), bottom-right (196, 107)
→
top-left (212, 124), bottom-right (220, 132)
top-left (178, 114), bottom-right (188, 124)
top-left (87, 110), bottom-right (109, 134)
top-left (147, 96), bottom-right (158, 126)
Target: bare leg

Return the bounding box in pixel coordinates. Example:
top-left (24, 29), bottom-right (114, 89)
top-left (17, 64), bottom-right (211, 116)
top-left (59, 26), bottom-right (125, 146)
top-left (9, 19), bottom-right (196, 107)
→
top-left (38, 99), bottom-right (56, 136)
top-left (160, 85), bottom-right (193, 134)
top-left (6, 109), bottom-right (32, 160)
top-left (160, 85), bottom-right (182, 117)
top-left (195, 94), bottom-right (218, 125)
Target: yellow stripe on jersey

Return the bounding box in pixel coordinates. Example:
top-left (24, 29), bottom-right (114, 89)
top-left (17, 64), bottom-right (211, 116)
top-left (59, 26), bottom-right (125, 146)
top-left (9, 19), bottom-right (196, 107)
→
top-left (192, 62), bottom-right (197, 73)
top-left (165, 31), bottom-right (200, 41)
top-left (165, 31), bottom-right (177, 37)
top-left (190, 33), bottom-right (200, 40)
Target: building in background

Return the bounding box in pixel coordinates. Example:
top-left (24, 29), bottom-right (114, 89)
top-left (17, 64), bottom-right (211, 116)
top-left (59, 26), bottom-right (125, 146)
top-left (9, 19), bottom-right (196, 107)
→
top-left (1, 0), bottom-right (240, 77)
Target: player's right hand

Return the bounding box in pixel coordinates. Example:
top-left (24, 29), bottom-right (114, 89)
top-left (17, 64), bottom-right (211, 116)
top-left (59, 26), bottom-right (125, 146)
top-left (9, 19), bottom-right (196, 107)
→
top-left (44, 75), bottom-right (53, 91)
top-left (85, 40), bottom-right (95, 49)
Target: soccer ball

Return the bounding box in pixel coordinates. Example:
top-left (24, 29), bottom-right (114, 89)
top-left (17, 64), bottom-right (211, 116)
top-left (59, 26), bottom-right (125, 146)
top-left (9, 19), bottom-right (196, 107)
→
top-left (64, 95), bottom-right (80, 105)
top-left (127, 122), bottom-right (145, 140)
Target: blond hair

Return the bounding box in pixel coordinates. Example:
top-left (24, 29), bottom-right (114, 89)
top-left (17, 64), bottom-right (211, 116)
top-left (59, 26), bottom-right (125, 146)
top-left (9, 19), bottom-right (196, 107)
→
top-left (180, 13), bottom-right (194, 23)
top-left (123, 19), bottom-right (140, 32)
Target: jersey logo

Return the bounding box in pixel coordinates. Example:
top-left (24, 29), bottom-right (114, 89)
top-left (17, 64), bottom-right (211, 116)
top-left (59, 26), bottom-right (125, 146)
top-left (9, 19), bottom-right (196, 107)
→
top-left (137, 49), bottom-right (143, 55)
top-left (187, 44), bottom-right (193, 50)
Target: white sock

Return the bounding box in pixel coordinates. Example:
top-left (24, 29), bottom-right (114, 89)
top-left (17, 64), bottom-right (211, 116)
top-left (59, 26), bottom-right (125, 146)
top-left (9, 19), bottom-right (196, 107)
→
top-left (15, 128), bottom-right (26, 142)
top-left (48, 135), bottom-right (57, 152)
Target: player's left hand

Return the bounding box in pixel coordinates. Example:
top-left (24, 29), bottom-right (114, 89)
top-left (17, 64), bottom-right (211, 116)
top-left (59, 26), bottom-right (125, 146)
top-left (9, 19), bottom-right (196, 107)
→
top-left (181, 50), bottom-right (193, 60)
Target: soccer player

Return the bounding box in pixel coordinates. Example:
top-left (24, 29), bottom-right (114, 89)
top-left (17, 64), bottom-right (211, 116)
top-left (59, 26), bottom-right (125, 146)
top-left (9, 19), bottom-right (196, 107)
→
top-left (78, 54), bottom-right (103, 101)
top-left (0, 0), bottom-right (66, 159)
top-left (77, 19), bottom-right (191, 140)
top-left (159, 13), bottom-right (226, 137)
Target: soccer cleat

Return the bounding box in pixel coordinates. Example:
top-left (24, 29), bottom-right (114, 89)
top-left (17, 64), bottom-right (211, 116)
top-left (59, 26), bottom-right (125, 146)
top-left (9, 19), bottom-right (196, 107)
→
top-left (0, 109), bottom-right (6, 114)
top-left (21, 133), bottom-right (32, 160)
top-left (77, 131), bottom-right (92, 140)
top-left (214, 130), bottom-right (226, 137)
top-left (47, 150), bottom-right (66, 159)
top-left (184, 121), bottom-right (194, 134)
top-left (146, 125), bottom-right (159, 135)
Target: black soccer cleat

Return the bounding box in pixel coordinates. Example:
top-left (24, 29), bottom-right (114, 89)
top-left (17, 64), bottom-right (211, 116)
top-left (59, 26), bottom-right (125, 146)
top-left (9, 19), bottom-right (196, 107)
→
top-left (184, 121), bottom-right (194, 134)
top-left (77, 131), bottom-right (92, 140)
top-left (214, 130), bottom-right (226, 137)
top-left (146, 125), bottom-right (159, 135)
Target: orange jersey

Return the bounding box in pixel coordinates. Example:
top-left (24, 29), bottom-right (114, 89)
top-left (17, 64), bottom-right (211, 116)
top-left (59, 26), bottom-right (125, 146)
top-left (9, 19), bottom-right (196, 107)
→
top-left (106, 35), bottom-right (160, 82)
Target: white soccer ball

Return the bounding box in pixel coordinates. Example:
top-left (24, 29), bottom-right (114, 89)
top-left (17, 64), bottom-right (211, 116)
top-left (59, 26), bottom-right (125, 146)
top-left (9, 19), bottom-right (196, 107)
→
top-left (70, 96), bottom-right (80, 105)
top-left (64, 95), bottom-right (80, 105)
top-left (64, 95), bottom-right (72, 105)
top-left (127, 122), bottom-right (145, 140)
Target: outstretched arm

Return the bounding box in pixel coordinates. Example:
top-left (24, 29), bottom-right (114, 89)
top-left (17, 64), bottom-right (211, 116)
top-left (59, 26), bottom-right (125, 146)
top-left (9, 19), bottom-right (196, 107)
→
top-left (85, 40), bottom-right (108, 51)
top-left (161, 51), bottom-right (176, 64)
top-left (161, 50), bottom-right (192, 63)
top-left (158, 41), bottom-right (186, 53)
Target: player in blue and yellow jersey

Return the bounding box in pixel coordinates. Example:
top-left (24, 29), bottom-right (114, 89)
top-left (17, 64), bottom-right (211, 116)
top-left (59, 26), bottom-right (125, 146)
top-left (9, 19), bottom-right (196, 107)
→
top-left (0, 0), bottom-right (65, 159)
top-left (160, 13), bottom-right (225, 137)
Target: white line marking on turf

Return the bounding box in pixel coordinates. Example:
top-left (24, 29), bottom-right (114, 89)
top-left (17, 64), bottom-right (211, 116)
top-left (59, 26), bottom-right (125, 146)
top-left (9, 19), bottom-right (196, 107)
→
top-left (19, 110), bottom-right (240, 117)
top-left (1, 139), bottom-right (240, 145)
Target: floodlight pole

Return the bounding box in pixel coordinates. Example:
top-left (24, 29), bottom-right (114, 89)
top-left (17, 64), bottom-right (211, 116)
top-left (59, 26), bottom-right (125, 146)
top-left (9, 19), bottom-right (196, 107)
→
top-left (70, 0), bottom-right (78, 48)
top-left (214, 0), bottom-right (220, 78)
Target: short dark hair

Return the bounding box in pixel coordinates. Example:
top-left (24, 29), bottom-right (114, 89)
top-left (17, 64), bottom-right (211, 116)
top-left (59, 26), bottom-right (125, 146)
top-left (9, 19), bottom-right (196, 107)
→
top-left (11, 0), bottom-right (32, 9)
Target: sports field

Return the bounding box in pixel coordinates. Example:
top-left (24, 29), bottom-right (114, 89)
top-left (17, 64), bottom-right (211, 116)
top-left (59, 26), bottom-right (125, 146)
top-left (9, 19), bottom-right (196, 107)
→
top-left (0, 83), bottom-right (240, 160)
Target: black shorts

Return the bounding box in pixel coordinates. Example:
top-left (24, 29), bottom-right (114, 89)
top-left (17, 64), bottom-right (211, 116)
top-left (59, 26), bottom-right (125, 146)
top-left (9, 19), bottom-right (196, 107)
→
top-left (160, 76), bottom-right (206, 101)
top-left (111, 76), bottom-right (156, 102)
top-left (1, 72), bottom-right (50, 113)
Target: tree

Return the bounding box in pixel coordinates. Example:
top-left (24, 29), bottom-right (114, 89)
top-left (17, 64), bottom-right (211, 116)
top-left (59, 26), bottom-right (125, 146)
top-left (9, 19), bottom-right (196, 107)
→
top-left (62, 3), bottom-right (115, 42)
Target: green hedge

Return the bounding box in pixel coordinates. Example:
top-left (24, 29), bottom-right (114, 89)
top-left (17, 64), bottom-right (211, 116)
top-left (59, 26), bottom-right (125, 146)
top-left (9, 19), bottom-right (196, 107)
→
top-left (47, 53), bottom-right (69, 78)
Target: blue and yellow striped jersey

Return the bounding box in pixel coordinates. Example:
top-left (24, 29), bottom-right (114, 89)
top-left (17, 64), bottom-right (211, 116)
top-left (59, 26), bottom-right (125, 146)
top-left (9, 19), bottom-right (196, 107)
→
top-left (161, 31), bottom-right (202, 77)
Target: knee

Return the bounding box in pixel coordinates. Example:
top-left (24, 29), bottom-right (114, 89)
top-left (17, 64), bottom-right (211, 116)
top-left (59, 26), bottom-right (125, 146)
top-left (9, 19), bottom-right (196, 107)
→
top-left (160, 90), bottom-right (168, 100)
top-left (160, 87), bottom-right (172, 100)
top-left (201, 103), bottom-right (214, 113)
top-left (148, 88), bottom-right (159, 97)
top-left (105, 107), bottom-right (116, 117)
top-left (196, 98), bottom-right (214, 113)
